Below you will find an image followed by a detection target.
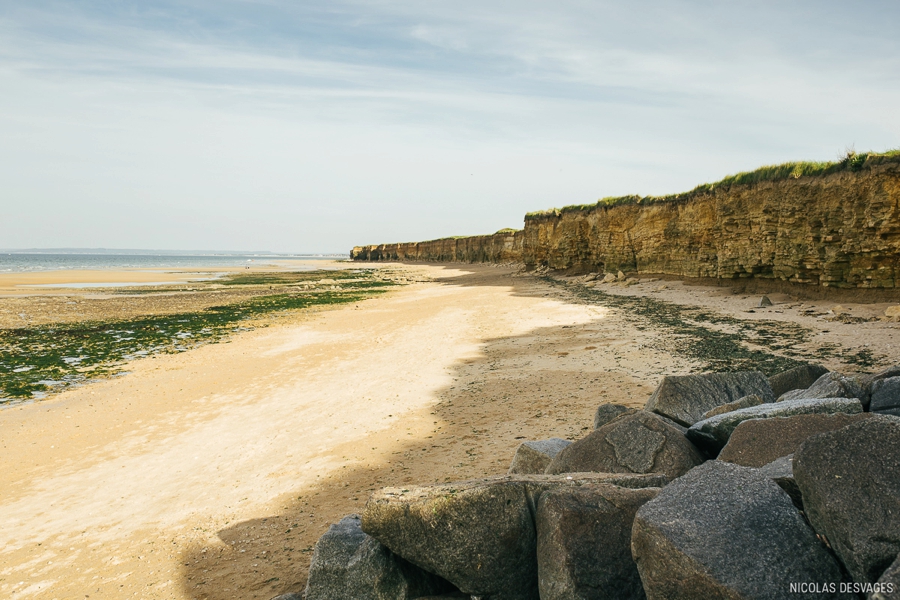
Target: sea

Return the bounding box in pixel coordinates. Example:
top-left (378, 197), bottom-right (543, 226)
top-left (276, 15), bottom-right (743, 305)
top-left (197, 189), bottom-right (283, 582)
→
top-left (0, 252), bottom-right (348, 273)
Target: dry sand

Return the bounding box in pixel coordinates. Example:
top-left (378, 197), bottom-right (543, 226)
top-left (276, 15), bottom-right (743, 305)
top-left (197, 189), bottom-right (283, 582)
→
top-left (1, 263), bottom-right (897, 599)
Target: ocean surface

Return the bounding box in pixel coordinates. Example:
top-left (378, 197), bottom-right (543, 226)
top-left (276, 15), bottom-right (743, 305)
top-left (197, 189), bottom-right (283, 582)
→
top-left (0, 253), bottom-right (347, 273)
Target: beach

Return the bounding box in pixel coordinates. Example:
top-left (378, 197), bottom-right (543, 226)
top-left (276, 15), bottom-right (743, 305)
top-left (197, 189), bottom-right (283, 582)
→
top-left (1, 262), bottom-right (897, 599)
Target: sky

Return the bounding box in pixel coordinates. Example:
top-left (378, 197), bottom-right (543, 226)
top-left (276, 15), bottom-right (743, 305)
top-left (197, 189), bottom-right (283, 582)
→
top-left (1, 1), bottom-right (898, 253)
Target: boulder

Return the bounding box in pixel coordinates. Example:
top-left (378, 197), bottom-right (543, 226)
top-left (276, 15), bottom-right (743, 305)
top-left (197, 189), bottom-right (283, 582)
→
top-left (794, 417), bottom-right (900, 584)
top-left (768, 364), bottom-right (829, 398)
top-left (593, 404), bottom-right (635, 429)
top-left (779, 371), bottom-right (868, 407)
top-left (717, 412), bottom-right (873, 467)
top-left (870, 553), bottom-right (900, 600)
top-left (537, 483), bottom-right (660, 600)
top-left (631, 461), bottom-right (846, 599)
top-left (305, 514), bottom-right (452, 600)
top-left (686, 397), bottom-right (863, 456)
top-left (509, 438), bottom-right (572, 474)
top-left (644, 371), bottom-right (775, 427)
top-left (870, 377), bottom-right (900, 416)
top-left (757, 454), bottom-right (803, 509)
top-left (758, 295), bottom-right (773, 307)
top-left (700, 394), bottom-right (765, 419)
top-left (361, 473), bottom-right (666, 600)
top-left (545, 411), bottom-right (704, 480)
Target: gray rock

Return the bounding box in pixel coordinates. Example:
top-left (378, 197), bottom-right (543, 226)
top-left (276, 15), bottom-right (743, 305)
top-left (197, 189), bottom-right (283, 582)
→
top-left (794, 416), bottom-right (900, 584)
top-left (870, 553), bottom-right (900, 600)
top-left (686, 397), bottom-right (863, 456)
top-left (270, 595), bottom-right (304, 600)
top-left (871, 377), bottom-right (900, 415)
top-left (305, 514), bottom-right (451, 600)
top-left (593, 404), bottom-right (635, 429)
top-left (644, 371), bottom-right (775, 427)
top-left (777, 388), bottom-right (811, 402)
top-left (361, 473), bottom-right (665, 600)
top-left (700, 394), bottom-right (765, 419)
top-left (631, 461), bottom-right (846, 599)
top-left (509, 438), bottom-right (573, 475)
top-left (718, 412), bottom-right (873, 467)
top-left (545, 411), bottom-right (704, 480)
top-left (758, 295), bottom-right (773, 307)
top-left (779, 371), bottom-right (868, 407)
top-left (757, 454), bottom-right (803, 509)
top-left (537, 483), bottom-right (659, 600)
top-left (768, 364), bottom-right (829, 398)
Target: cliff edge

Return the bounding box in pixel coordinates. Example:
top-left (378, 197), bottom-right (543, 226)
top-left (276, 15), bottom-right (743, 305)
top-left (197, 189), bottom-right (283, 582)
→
top-left (352, 152), bottom-right (900, 289)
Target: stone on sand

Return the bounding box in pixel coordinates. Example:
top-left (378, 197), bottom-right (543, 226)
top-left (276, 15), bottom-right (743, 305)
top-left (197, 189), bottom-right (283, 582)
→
top-left (305, 514), bottom-right (451, 600)
top-left (631, 461), bottom-right (845, 599)
top-left (645, 371), bottom-right (775, 427)
top-left (768, 364), bottom-right (829, 398)
top-left (508, 438), bottom-right (572, 475)
top-left (545, 411), bottom-right (703, 480)
top-left (537, 483), bottom-right (659, 600)
top-left (793, 416), bottom-right (900, 584)
top-left (685, 397), bottom-right (863, 456)
top-left (717, 412), bottom-right (872, 467)
top-left (360, 473), bottom-right (665, 600)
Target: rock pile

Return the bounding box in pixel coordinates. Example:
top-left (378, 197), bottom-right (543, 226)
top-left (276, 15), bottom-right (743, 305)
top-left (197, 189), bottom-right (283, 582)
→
top-left (298, 364), bottom-right (900, 599)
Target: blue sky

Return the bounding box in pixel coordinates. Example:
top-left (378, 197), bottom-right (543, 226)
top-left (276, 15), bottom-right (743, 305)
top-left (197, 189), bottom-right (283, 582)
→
top-left (2, 1), bottom-right (898, 252)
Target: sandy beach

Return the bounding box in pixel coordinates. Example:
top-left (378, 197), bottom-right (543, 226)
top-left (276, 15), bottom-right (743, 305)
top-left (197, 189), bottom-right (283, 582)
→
top-left (1, 263), bottom-right (898, 599)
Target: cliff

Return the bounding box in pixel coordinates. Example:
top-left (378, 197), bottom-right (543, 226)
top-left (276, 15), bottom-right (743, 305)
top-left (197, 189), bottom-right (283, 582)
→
top-left (350, 229), bottom-right (524, 264)
top-left (351, 153), bottom-right (900, 289)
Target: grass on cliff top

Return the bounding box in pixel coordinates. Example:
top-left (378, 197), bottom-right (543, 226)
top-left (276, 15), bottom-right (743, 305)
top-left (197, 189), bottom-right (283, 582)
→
top-left (0, 270), bottom-right (398, 402)
top-left (526, 148), bottom-right (900, 219)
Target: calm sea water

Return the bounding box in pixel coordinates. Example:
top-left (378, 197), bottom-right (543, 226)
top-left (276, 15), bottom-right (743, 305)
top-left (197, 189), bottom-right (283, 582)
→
top-left (0, 253), bottom-right (348, 273)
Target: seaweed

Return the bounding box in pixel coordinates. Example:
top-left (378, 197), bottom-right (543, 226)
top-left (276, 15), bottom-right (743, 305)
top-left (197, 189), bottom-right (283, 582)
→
top-left (550, 278), bottom-right (883, 375)
top-left (0, 271), bottom-right (398, 402)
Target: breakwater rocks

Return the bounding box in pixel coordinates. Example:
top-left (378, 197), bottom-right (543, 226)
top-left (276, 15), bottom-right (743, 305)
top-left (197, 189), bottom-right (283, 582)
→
top-left (352, 157), bottom-right (900, 290)
top-left (296, 364), bottom-right (900, 599)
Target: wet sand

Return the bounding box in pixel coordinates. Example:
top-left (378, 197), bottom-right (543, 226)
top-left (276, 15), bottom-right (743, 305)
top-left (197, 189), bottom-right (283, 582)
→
top-left (0, 263), bottom-right (897, 599)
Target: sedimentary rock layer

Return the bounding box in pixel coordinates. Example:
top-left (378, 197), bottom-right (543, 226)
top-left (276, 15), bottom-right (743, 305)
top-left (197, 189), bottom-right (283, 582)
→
top-left (352, 159), bottom-right (900, 289)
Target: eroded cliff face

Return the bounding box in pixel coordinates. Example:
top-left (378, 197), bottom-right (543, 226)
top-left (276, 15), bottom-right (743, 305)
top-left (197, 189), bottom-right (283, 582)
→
top-left (524, 163), bottom-right (900, 288)
top-left (352, 162), bottom-right (900, 289)
top-left (351, 230), bottom-right (524, 264)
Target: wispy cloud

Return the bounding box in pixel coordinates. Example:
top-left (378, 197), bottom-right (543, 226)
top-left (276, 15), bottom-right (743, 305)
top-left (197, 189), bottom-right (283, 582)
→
top-left (1, 1), bottom-right (898, 250)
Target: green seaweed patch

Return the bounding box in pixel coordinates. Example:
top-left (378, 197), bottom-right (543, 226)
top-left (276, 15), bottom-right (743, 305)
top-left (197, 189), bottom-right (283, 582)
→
top-left (0, 284), bottom-right (395, 402)
top-left (551, 278), bottom-right (884, 375)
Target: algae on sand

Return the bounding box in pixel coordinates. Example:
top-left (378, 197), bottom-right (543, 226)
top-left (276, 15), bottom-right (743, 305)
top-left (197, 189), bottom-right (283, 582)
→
top-left (0, 270), bottom-right (400, 402)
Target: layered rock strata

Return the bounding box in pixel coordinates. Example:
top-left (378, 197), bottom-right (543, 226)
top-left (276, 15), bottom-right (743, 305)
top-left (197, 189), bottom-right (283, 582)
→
top-left (352, 159), bottom-right (900, 289)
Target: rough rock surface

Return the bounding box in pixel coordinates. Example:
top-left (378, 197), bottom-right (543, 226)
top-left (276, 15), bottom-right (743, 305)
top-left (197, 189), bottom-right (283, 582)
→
top-left (870, 553), bottom-right (900, 600)
top-left (870, 377), bottom-right (900, 416)
top-left (717, 412), bottom-right (873, 467)
top-left (632, 461), bottom-right (846, 599)
top-left (537, 484), bottom-right (659, 600)
top-left (360, 473), bottom-right (665, 600)
top-left (509, 438), bottom-right (573, 475)
top-left (757, 454), bottom-right (802, 508)
top-left (304, 514), bottom-right (452, 600)
top-left (768, 364), bottom-right (829, 398)
top-left (644, 371), bottom-right (775, 427)
top-left (545, 411), bottom-right (704, 480)
top-left (794, 417), bottom-right (900, 584)
top-left (593, 404), bottom-right (635, 429)
top-left (686, 397), bottom-right (863, 456)
top-left (700, 394), bottom-right (765, 419)
top-left (779, 371), bottom-right (868, 406)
